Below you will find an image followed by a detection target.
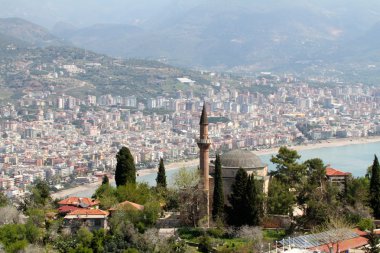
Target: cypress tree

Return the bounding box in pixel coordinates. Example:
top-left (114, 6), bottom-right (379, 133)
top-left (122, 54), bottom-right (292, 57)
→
top-left (246, 175), bottom-right (261, 226)
top-left (227, 168), bottom-right (248, 226)
top-left (212, 154), bottom-right (224, 221)
top-left (115, 146), bottom-right (136, 186)
top-left (156, 158), bottom-right (167, 188)
top-left (370, 155), bottom-right (380, 218)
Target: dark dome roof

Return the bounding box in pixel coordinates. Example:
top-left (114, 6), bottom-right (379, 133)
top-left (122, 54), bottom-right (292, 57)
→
top-left (221, 149), bottom-right (265, 168)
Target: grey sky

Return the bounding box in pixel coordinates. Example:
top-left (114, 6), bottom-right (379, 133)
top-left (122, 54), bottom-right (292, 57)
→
top-left (1, 0), bottom-right (380, 29)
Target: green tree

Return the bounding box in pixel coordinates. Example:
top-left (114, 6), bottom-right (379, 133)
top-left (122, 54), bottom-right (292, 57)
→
top-left (304, 158), bottom-right (326, 187)
top-left (297, 158), bottom-right (326, 207)
top-left (156, 158), bottom-right (167, 189)
top-left (246, 175), bottom-right (262, 226)
top-left (77, 227), bottom-right (93, 248)
top-left (93, 184), bottom-right (118, 210)
top-left (303, 182), bottom-right (341, 227)
top-left (30, 179), bottom-right (51, 208)
top-left (0, 191), bottom-right (8, 207)
top-left (115, 147), bottom-right (136, 186)
top-left (267, 177), bottom-right (294, 215)
top-left (227, 168), bottom-right (248, 226)
top-left (20, 179), bottom-right (52, 211)
top-left (91, 229), bottom-right (106, 253)
top-left (212, 154), bottom-right (224, 221)
top-left (0, 224), bottom-right (28, 253)
top-left (270, 146), bottom-right (306, 185)
top-left (172, 168), bottom-right (201, 226)
top-left (370, 155), bottom-right (380, 219)
top-left (345, 177), bottom-right (369, 206)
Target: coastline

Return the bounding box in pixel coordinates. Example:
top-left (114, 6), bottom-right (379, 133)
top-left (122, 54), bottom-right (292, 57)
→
top-left (51, 136), bottom-right (380, 199)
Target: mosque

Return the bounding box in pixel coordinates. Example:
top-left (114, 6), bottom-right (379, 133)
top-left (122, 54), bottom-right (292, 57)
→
top-left (197, 103), bottom-right (269, 224)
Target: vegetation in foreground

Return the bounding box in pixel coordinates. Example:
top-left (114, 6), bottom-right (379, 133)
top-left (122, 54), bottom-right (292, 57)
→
top-left (0, 146), bottom-right (379, 252)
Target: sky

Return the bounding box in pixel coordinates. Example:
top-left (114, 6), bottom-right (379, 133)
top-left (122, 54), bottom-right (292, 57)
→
top-left (1, 0), bottom-right (380, 29)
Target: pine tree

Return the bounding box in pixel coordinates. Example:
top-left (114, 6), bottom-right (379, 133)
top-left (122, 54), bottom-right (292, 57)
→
top-left (156, 158), bottom-right (167, 188)
top-left (212, 154), bottom-right (224, 221)
top-left (246, 175), bottom-right (262, 226)
top-left (370, 155), bottom-right (380, 218)
top-left (115, 146), bottom-right (136, 187)
top-left (227, 168), bottom-right (248, 226)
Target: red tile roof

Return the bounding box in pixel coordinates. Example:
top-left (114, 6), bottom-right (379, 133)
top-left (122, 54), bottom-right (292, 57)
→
top-left (326, 167), bottom-right (351, 177)
top-left (67, 209), bottom-right (109, 216)
top-left (309, 236), bottom-right (368, 252)
top-left (109, 200), bottom-right (144, 211)
top-left (353, 228), bottom-right (368, 236)
top-left (58, 205), bottom-right (82, 214)
top-left (58, 197), bottom-right (100, 207)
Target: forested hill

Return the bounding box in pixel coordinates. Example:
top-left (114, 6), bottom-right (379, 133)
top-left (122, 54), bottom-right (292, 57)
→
top-left (0, 38), bottom-right (213, 101)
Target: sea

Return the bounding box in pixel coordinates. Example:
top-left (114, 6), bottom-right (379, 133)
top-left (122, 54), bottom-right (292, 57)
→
top-left (63, 141), bottom-right (380, 198)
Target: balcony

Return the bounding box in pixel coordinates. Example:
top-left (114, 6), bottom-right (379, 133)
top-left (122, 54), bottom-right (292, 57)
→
top-left (196, 139), bottom-right (212, 144)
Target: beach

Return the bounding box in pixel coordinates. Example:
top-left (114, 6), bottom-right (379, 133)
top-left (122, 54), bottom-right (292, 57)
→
top-left (51, 136), bottom-right (380, 199)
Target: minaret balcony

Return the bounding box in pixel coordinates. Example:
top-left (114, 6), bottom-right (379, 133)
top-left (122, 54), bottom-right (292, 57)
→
top-left (197, 139), bottom-right (212, 144)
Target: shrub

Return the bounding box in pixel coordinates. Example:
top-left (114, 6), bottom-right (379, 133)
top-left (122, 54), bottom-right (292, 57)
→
top-left (198, 235), bottom-right (213, 253)
top-left (207, 227), bottom-right (226, 238)
top-left (357, 218), bottom-right (374, 231)
top-left (177, 227), bottom-right (203, 240)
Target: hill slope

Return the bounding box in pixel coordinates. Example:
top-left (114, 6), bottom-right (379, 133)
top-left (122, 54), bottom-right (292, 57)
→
top-left (0, 34), bottom-right (212, 101)
top-left (0, 17), bottom-right (64, 47)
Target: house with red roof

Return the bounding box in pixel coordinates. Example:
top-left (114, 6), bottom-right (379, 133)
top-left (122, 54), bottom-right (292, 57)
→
top-left (63, 209), bottom-right (109, 232)
top-left (57, 197), bottom-right (100, 215)
top-left (109, 200), bottom-right (144, 214)
top-left (325, 167), bottom-right (351, 190)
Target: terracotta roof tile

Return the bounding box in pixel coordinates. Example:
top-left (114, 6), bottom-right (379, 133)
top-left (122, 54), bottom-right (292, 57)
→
top-left (326, 167), bottom-right (351, 177)
top-left (58, 205), bottom-right (82, 213)
top-left (309, 236), bottom-right (368, 252)
top-left (109, 200), bottom-right (144, 211)
top-left (58, 197), bottom-right (99, 207)
top-left (67, 209), bottom-right (108, 216)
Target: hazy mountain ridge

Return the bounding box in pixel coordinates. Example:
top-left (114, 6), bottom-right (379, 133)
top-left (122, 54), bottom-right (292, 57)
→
top-left (0, 17), bottom-right (64, 47)
top-left (2, 1), bottom-right (380, 72)
top-left (42, 2), bottom-right (380, 70)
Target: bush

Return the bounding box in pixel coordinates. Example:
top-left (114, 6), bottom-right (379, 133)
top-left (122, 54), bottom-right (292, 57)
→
top-left (357, 218), bottom-right (374, 231)
top-left (198, 235), bottom-right (213, 253)
top-left (177, 227), bottom-right (203, 240)
top-left (207, 227), bottom-right (226, 238)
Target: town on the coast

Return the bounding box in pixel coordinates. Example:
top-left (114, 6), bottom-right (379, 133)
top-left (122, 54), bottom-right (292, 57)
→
top-left (1, 102), bottom-right (380, 252)
top-left (4, 1), bottom-right (380, 252)
top-left (1, 73), bottom-right (380, 198)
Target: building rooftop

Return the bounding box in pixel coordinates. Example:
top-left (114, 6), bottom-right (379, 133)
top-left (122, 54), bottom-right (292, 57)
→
top-left (326, 167), bottom-right (351, 177)
top-left (109, 200), bottom-right (144, 211)
top-left (221, 149), bottom-right (265, 169)
top-left (66, 209), bottom-right (108, 216)
top-left (58, 197), bottom-right (99, 207)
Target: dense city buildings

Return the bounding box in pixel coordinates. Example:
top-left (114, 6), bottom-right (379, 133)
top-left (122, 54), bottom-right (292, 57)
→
top-left (1, 73), bottom-right (380, 200)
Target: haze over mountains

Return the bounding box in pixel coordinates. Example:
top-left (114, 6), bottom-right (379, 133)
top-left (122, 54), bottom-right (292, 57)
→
top-left (2, 0), bottom-right (380, 71)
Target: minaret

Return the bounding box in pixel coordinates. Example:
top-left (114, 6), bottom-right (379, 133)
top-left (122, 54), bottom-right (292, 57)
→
top-left (197, 103), bottom-right (211, 227)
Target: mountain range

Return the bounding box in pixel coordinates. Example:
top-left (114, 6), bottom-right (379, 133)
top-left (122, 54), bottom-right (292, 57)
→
top-left (2, 1), bottom-right (380, 72)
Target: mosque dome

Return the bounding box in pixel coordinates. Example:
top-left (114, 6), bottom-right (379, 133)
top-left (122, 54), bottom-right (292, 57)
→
top-left (220, 149), bottom-right (265, 168)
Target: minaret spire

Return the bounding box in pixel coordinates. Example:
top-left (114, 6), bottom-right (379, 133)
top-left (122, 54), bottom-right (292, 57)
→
top-left (200, 102), bottom-right (208, 125)
top-left (197, 102), bottom-right (211, 227)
